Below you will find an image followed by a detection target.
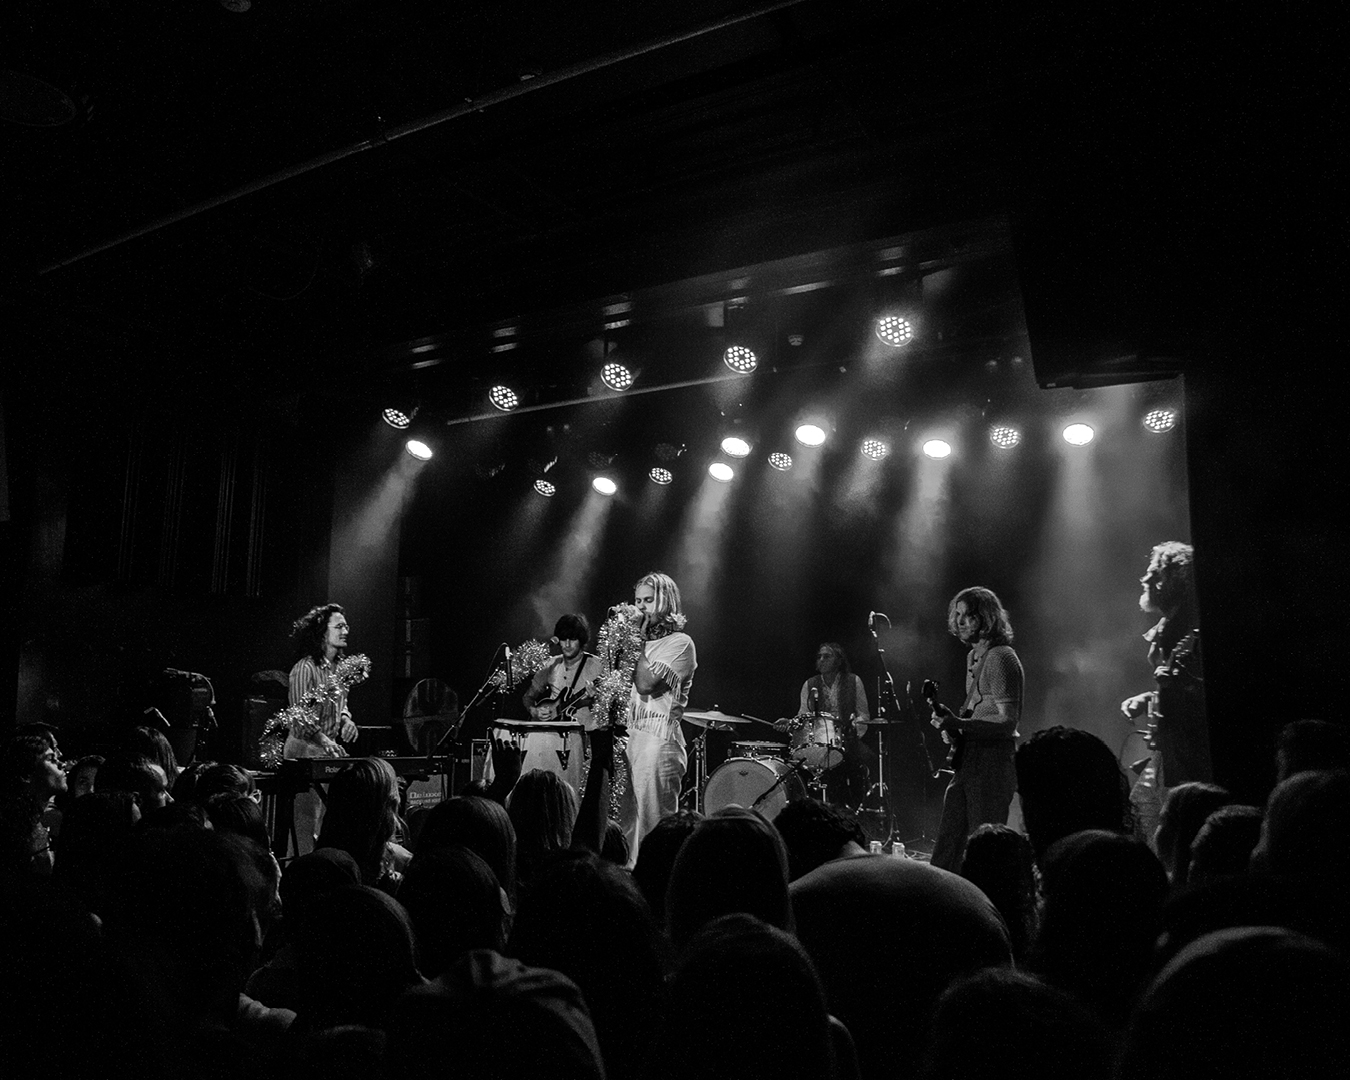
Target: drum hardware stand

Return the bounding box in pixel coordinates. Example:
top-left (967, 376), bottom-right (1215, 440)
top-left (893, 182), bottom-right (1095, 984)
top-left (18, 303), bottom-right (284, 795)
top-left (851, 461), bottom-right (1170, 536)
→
top-left (861, 611), bottom-right (900, 844)
top-left (686, 729), bottom-right (709, 814)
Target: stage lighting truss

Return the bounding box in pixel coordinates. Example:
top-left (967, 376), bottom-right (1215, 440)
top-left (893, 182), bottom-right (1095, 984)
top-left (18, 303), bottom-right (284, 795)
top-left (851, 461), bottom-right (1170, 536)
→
top-left (489, 385), bottom-right (519, 412)
top-left (708, 462), bottom-right (734, 483)
top-left (922, 439), bottom-right (953, 459)
top-left (721, 436), bottom-right (751, 458)
top-left (860, 437), bottom-right (890, 461)
top-left (794, 423), bottom-right (827, 447)
top-left (534, 479), bottom-right (556, 497)
top-left (649, 467), bottom-right (674, 485)
top-left (875, 315), bottom-right (914, 347)
top-left (1142, 408), bottom-right (1177, 433)
top-left (382, 407), bottom-right (414, 430)
top-left (601, 362), bottom-right (634, 392)
top-left (768, 452), bottom-right (794, 471)
top-left (988, 424), bottom-right (1022, 449)
top-left (723, 345), bottom-right (758, 374)
top-left (405, 439), bottom-right (434, 461)
top-left (592, 476), bottom-right (618, 496)
top-left (1062, 423), bottom-right (1095, 446)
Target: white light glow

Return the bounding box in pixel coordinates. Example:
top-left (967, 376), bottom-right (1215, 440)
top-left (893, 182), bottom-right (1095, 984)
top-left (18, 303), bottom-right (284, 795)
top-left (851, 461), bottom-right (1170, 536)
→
top-left (723, 345), bottom-right (758, 373)
top-left (592, 476), bottom-right (618, 496)
top-left (405, 440), bottom-right (433, 460)
top-left (721, 436), bottom-right (751, 458)
top-left (795, 424), bottom-right (827, 446)
top-left (1063, 423), bottom-right (1095, 446)
top-left (708, 462), bottom-right (734, 483)
top-left (860, 438), bottom-right (890, 460)
top-left (489, 385), bottom-right (519, 411)
top-left (922, 439), bottom-right (953, 459)
top-left (875, 315), bottom-right (914, 347)
top-left (989, 425), bottom-right (1022, 449)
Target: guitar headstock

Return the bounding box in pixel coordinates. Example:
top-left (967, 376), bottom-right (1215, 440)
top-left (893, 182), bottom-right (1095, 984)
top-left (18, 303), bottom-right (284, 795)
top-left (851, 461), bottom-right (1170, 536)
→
top-left (921, 678), bottom-right (939, 706)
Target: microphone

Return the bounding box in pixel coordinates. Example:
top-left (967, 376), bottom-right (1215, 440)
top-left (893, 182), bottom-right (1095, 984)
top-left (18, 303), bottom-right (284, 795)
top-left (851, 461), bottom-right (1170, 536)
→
top-left (505, 645), bottom-right (513, 686)
top-left (810, 685), bottom-right (819, 717)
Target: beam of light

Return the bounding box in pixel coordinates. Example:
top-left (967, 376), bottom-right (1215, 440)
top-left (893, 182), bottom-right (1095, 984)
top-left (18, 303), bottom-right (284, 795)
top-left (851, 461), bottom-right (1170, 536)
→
top-left (708, 462), bottom-right (734, 483)
top-left (667, 463), bottom-right (737, 634)
top-left (513, 486), bottom-right (614, 633)
top-left (592, 476), bottom-right (618, 496)
top-left (795, 424), bottom-right (827, 446)
top-left (1062, 423), bottom-right (1095, 446)
top-left (405, 439), bottom-right (433, 460)
top-left (922, 439), bottom-right (952, 459)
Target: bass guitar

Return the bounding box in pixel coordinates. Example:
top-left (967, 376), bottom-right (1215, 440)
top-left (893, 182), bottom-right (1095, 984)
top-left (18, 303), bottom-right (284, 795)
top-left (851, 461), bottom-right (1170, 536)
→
top-left (922, 678), bottom-right (968, 773)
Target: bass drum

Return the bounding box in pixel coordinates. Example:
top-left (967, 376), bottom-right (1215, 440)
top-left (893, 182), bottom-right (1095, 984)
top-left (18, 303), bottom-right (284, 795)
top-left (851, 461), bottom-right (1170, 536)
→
top-left (704, 756), bottom-right (806, 820)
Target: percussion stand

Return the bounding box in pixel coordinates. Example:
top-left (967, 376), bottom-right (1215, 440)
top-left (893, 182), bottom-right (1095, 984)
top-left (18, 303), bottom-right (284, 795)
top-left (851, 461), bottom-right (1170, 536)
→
top-left (862, 613), bottom-right (901, 841)
top-left (686, 729), bottom-right (708, 814)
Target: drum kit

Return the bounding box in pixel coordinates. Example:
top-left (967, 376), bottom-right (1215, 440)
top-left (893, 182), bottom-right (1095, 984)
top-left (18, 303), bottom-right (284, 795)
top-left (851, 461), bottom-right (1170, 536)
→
top-left (684, 706), bottom-right (891, 823)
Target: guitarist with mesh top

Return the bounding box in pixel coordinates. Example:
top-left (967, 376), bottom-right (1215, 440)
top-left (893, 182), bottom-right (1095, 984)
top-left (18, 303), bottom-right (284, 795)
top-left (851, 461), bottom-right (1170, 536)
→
top-left (1121, 542), bottom-right (1208, 842)
top-left (928, 587), bottom-right (1024, 872)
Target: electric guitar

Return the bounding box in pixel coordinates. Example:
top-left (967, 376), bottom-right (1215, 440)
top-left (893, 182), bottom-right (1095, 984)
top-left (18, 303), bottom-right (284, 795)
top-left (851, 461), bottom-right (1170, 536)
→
top-left (922, 678), bottom-right (968, 772)
top-left (532, 680), bottom-right (597, 724)
top-left (1142, 629), bottom-right (1200, 748)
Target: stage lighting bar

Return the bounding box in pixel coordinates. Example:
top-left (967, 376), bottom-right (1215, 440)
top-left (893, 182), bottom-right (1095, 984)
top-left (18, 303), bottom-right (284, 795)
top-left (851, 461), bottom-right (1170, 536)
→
top-left (988, 425), bottom-right (1022, 449)
top-left (708, 462), bottom-right (734, 483)
top-left (860, 438), bottom-right (890, 461)
top-left (723, 345), bottom-right (758, 374)
top-left (601, 362), bottom-right (634, 391)
top-left (875, 315), bottom-right (914, 347)
top-left (768, 452), bottom-right (793, 471)
top-left (489, 385), bottom-right (519, 412)
top-left (405, 440), bottom-right (433, 461)
top-left (922, 439), bottom-right (952, 459)
top-left (649, 467), bottom-right (673, 485)
top-left (534, 479), bottom-right (556, 497)
top-left (592, 476), bottom-right (618, 496)
top-left (721, 436), bottom-right (751, 458)
top-left (1062, 423), bottom-right (1095, 446)
top-left (1142, 408), bottom-right (1177, 433)
top-left (794, 424), bottom-right (827, 447)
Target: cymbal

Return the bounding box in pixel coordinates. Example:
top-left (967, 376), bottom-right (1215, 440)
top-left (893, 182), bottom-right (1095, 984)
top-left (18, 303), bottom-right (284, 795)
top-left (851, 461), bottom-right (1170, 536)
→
top-left (683, 708), bottom-right (750, 727)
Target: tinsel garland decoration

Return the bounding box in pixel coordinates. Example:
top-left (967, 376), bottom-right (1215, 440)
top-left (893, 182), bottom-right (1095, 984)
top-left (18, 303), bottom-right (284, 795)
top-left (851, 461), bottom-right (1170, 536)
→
top-left (258, 653), bottom-right (373, 769)
top-left (579, 734), bottom-right (629, 822)
top-left (591, 613), bottom-right (646, 727)
top-left (487, 638), bottom-right (552, 692)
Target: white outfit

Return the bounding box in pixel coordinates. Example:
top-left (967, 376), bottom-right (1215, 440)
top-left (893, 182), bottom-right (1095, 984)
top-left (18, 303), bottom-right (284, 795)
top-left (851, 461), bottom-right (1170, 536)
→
top-left (619, 630), bottom-right (696, 865)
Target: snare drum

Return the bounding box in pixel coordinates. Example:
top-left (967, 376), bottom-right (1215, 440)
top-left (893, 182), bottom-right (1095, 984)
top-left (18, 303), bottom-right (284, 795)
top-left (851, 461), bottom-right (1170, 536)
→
top-left (730, 740), bottom-right (788, 760)
top-left (704, 756), bottom-right (805, 820)
top-left (789, 713), bottom-right (845, 772)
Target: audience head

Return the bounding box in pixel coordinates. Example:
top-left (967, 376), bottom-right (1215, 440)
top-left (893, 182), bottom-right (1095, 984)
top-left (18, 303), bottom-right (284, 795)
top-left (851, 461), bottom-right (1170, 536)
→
top-left (600, 818), bottom-right (630, 865)
top-left (400, 845), bottom-right (508, 977)
top-left (293, 884), bottom-right (422, 1031)
top-left (630, 809), bottom-right (701, 925)
top-left (922, 968), bottom-right (1113, 1080)
top-left (772, 798), bottom-right (867, 881)
top-left (279, 848), bottom-right (362, 937)
top-left (416, 795), bottom-right (517, 904)
top-left (3, 730), bottom-right (68, 817)
top-left (67, 754), bottom-right (104, 800)
top-left (386, 951), bottom-right (605, 1080)
top-left (50, 790), bottom-right (139, 915)
top-left (316, 756), bottom-right (400, 884)
top-left (1032, 829), bottom-right (1168, 1025)
top-left (650, 913), bottom-right (835, 1080)
top-left (122, 725), bottom-right (179, 786)
top-left (1188, 805), bottom-right (1263, 885)
top-left (1251, 768), bottom-right (1350, 878)
top-left (1118, 926), bottom-right (1350, 1080)
top-left (1015, 727), bottom-right (1132, 860)
top-left (507, 769), bottom-right (578, 884)
top-left (666, 807), bottom-right (792, 952)
top-left (188, 761), bottom-right (256, 804)
top-left (205, 791), bottom-right (271, 850)
top-left (1276, 718), bottom-right (1350, 782)
top-left (959, 823), bottom-right (1039, 962)
top-left (96, 753), bottom-right (173, 812)
top-left (510, 849), bottom-right (667, 1080)
top-left (1154, 781), bottom-right (1231, 885)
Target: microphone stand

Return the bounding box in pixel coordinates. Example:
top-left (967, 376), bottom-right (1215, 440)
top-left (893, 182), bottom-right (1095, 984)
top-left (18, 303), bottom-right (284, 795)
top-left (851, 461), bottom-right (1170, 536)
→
top-left (433, 643), bottom-right (508, 758)
top-left (865, 613), bottom-right (899, 844)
